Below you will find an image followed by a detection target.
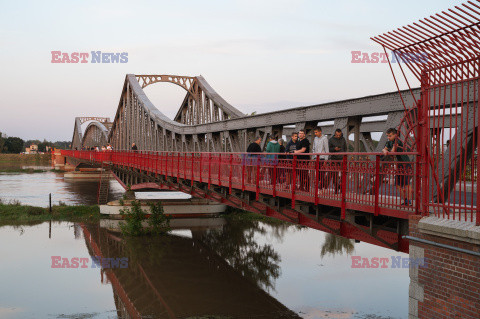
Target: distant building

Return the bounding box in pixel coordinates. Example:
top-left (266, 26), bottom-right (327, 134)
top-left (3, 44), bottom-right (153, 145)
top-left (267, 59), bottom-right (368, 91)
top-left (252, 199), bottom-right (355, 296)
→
top-left (25, 144), bottom-right (38, 154)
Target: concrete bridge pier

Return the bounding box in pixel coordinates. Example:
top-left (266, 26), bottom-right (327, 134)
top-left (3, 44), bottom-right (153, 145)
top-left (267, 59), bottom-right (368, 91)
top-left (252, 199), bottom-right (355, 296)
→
top-left (408, 215), bottom-right (480, 319)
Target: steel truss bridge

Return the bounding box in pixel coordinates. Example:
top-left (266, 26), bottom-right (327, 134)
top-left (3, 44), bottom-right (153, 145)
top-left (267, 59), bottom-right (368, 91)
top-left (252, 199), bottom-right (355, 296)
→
top-left (63, 1), bottom-right (480, 252)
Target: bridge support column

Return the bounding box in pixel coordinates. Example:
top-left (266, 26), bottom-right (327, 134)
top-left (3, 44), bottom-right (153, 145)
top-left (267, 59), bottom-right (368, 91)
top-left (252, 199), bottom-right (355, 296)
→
top-left (408, 215), bottom-right (480, 319)
top-left (348, 116), bottom-right (361, 153)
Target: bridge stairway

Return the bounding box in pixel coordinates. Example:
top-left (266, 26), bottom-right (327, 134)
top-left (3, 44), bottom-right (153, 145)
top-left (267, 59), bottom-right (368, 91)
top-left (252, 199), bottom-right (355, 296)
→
top-left (97, 163), bottom-right (111, 205)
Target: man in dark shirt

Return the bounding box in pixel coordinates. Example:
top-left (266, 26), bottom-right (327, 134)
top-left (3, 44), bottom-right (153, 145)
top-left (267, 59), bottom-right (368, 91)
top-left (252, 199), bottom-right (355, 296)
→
top-left (295, 130), bottom-right (310, 160)
top-left (246, 137), bottom-right (262, 183)
top-left (294, 130), bottom-right (311, 192)
top-left (328, 129), bottom-right (347, 193)
top-left (382, 128), bottom-right (412, 206)
top-left (131, 143), bottom-right (138, 152)
top-left (285, 132), bottom-right (299, 158)
top-left (247, 137), bottom-right (262, 153)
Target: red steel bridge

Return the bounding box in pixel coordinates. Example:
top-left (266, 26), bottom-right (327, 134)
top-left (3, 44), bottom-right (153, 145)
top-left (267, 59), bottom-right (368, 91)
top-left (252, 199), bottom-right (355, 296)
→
top-left (61, 2), bottom-right (480, 253)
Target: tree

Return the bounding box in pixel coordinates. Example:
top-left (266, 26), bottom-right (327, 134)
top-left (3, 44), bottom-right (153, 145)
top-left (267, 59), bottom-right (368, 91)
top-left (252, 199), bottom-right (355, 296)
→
top-left (4, 137), bottom-right (25, 153)
top-left (53, 141), bottom-right (70, 149)
top-left (0, 132), bottom-right (5, 153)
top-left (37, 140), bottom-right (54, 152)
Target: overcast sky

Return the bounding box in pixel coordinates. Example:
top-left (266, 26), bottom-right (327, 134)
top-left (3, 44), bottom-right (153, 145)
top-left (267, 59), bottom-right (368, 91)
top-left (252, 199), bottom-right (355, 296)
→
top-left (0, 0), bottom-right (461, 141)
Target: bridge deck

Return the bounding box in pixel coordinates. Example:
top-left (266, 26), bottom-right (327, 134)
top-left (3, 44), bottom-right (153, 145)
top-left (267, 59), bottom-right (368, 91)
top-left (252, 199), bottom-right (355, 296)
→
top-left (62, 150), bottom-right (422, 219)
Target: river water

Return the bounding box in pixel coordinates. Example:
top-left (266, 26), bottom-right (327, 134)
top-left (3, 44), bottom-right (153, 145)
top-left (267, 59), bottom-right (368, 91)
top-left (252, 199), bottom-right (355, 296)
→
top-left (0, 166), bottom-right (409, 319)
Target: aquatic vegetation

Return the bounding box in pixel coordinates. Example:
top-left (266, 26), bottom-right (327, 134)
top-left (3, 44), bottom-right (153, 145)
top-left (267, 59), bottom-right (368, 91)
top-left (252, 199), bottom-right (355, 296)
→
top-left (119, 201), bottom-right (170, 236)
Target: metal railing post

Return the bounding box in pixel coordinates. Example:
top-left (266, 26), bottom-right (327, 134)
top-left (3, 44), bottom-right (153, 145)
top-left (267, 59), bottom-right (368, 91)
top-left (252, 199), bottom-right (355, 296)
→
top-left (199, 153), bottom-right (203, 183)
top-left (229, 154), bottom-right (233, 194)
top-left (341, 155), bottom-right (348, 220)
top-left (208, 153), bottom-right (212, 189)
top-left (273, 155), bottom-right (277, 198)
top-left (177, 152), bottom-right (180, 181)
top-left (191, 153), bottom-right (194, 187)
top-left (256, 155), bottom-right (260, 201)
top-left (241, 155), bottom-right (245, 191)
top-left (415, 154), bottom-right (420, 214)
top-left (218, 153), bottom-right (222, 187)
top-left (292, 155), bottom-right (297, 208)
top-left (374, 155), bottom-right (380, 216)
top-left (184, 153), bottom-right (187, 180)
top-left (314, 156), bottom-right (320, 205)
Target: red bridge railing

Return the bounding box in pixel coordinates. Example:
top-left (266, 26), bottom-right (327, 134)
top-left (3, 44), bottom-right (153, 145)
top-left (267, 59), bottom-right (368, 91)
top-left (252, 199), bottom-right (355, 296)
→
top-left (61, 150), bottom-right (424, 220)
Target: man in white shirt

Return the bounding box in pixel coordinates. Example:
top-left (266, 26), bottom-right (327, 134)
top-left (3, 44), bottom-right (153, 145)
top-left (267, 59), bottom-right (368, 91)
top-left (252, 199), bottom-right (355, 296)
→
top-left (313, 127), bottom-right (329, 159)
top-left (313, 127), bottom-right (329, 189)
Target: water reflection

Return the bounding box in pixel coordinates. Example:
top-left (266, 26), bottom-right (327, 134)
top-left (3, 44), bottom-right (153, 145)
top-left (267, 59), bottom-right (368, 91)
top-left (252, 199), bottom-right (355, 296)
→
top-left (82, 223), bottom-right (300, 318)
top-left (197, 218), bottom-right (284, 292)
top-left (0, 217), bottom-right (409, 319)
top-left (320, 234), bottom-right (355, 258)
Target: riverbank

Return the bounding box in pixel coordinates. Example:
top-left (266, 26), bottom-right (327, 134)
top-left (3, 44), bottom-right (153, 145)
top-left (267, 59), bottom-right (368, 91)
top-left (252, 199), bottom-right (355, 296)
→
top-left (0, 167), bottom-right (51, 173)
top-left (0, 201), bottom-right (287, 225)
top-left (0, 153), bottom-right (51, 164)
top-left (0, 202), bottom-right (100, 224)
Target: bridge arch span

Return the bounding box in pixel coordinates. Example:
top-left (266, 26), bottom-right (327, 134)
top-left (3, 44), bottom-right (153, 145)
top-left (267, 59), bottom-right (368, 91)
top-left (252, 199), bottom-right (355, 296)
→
top-left (82, 121), bottom-right (110, 149)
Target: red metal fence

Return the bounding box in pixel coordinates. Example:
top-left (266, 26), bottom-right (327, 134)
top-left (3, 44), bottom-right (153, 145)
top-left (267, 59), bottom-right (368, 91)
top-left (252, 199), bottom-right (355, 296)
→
top-left (372, 1), bottom-right (480, 225)
top-left (61, 150), bottom-right (419, 219)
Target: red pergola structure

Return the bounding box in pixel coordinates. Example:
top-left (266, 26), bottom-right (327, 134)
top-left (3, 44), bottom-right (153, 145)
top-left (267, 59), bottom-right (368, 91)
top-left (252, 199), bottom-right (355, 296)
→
top-left (372, 0), bottom-right (480, 224)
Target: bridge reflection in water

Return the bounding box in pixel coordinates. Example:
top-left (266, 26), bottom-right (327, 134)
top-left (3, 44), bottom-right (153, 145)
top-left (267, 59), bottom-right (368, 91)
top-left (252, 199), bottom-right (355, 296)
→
top-left (81, 219), bottom-right (304, 318)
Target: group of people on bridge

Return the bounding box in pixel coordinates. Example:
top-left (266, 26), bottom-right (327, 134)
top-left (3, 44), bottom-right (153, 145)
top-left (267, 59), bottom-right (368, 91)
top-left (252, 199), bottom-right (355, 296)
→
top-left (77, 144), bottom-right (114, 151)
top-left (245, 126), bottom-right (413, 206)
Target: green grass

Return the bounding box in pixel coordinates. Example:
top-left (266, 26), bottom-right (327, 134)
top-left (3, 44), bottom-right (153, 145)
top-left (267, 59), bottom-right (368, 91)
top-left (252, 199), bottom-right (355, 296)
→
top-left (0, 203), bottom-right (101, 224)
top-left (0, 154), bottom-right (51, 164)
top-left (0, 168), bottom-right (48, 174)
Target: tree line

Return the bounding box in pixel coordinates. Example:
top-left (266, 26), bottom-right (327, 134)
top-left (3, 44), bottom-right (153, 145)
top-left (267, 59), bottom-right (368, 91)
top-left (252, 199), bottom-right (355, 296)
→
top-left (0, 132), bottom-right (69, 154)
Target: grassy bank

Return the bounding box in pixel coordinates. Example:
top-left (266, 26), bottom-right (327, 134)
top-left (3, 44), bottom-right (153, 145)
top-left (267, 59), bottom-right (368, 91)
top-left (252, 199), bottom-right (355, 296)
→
top-left (221, 206), bottom-right (290, 225)
top-left (0, 153), bottom-right (51, 164)
top-left (0, 167), bottom-right (50, 173)
top-left (0, 202), bottom-right (101, 224)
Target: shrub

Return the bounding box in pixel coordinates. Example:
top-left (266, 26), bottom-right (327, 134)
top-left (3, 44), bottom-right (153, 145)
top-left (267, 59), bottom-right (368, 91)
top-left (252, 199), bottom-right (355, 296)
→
top-left (119, 201), bottom-right (145, 236)
top-left (147, 202), bottom-right (170, 235)
top-left (119, 201), bottom-right (170, 236)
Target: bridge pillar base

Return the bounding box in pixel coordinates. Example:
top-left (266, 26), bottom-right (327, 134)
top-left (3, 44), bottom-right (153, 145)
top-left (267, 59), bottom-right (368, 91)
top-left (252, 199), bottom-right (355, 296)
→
top-left (408, 215), bottom-right (480, 319)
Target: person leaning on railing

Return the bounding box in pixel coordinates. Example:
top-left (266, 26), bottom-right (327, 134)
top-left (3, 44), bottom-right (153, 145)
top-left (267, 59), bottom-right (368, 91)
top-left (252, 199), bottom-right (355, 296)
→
top-left (266, 135), bottom-right (281, 185)
top-left (382, 127), bottom-right (413, 207)
top-left (328, 129), bottom-right (347, 194)
top-left (294, 129), bottom-right (311, 192)
top-left (284, 132), bottom-right (299, 188)
top-left (245, 136), bottom-right (262, 184)
top-left (313, 126), bottom-right (329, 190)
top-left (277, 138), bottom-right (286, 183)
